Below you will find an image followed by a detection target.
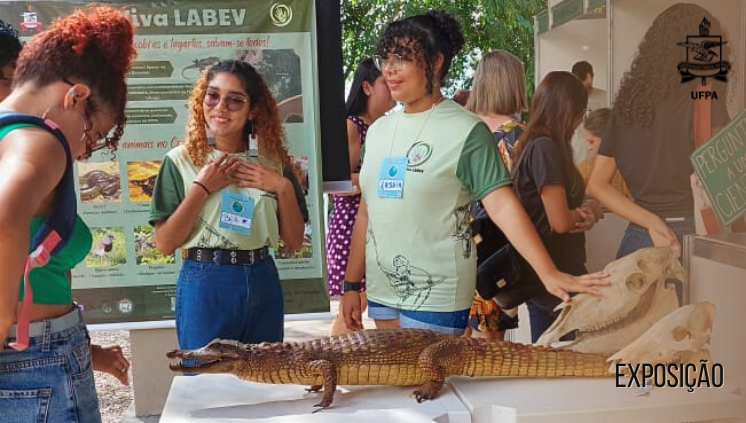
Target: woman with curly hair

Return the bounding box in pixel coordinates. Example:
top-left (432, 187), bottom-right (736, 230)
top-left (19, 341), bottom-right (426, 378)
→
top-left (0, 6), bottom-right (134, 421)
top-left (0, 19), bottom-right (22, 100)
top-left (587, 3), bottom-right (732, 258)
top-left (341, 11), bottom-right (608, 335)
top-left (150, 60), bottom-right (307, 348)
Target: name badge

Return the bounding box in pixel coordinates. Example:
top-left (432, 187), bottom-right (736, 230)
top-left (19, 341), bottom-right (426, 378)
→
top-left (377, 156), bottom-right (407, 198)
top-left (219, 191), bottom-right (255, 234)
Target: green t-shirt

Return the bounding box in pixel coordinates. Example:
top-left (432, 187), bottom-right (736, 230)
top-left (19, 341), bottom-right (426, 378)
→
top-left (360, 99), bottom-right (511, 312)
top-left (149, 145), bottom-right (308, 250)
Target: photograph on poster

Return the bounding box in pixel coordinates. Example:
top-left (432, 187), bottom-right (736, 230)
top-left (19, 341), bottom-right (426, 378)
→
top-left (237, 48), bottom-right (303, 122)
top-left (77, 161), bottom-right (122, 203)
top-left (134, 224), bottom-right (175, 265)
top-left (277, 221), bottom-right (312, 259)
top-left (127, 160), bottom-right (161, 202)
top-left (85, 226), bottom-right (126, 268)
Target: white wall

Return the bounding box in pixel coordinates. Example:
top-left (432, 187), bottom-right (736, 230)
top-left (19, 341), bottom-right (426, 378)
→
top-left (538, 18), bottom-right (608, 91)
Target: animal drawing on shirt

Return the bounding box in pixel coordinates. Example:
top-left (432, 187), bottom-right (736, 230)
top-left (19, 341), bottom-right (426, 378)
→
top-left (452, 203), bottom-right (473, 259)
top-left (195, 217), bottom-right (240, 249)
top-left (369, 229), bottom-right (446, 309)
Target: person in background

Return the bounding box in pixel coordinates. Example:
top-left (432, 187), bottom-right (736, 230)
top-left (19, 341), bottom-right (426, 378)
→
top-left (587, 3), bottom-right (734, 259)
top-left (452, 88), bottom-right (470, 107)
top-left (577, 107), bottom-right (630, 200)
top-left (0, 20), bottom-right (22, 101)
top-left (512, 71), bottom-right (598, 342)
top-left (150, 60), bottom-right (308, 349)
top-left (328, 58), bottom-right (395, 335)
top-left (0, 6), bottom-right (135, 421)
top-left (465, 50), bottom-right (528, 339)
top-left (341, 10), bottom-right (608, 335)
top-left (570, 60), bottom-right (607, 164)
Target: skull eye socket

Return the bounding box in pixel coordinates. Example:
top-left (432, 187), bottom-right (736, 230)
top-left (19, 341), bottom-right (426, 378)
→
top-left (626, 272), bottom-right (647, 291)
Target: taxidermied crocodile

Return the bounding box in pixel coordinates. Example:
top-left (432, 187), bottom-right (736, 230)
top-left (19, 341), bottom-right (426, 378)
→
top-left (167, 328), bottom-right (611, 408)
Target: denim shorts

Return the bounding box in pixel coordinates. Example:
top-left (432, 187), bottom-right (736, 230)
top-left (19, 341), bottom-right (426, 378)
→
top-left (0, 307), bottom-right (100, 423)
top-left (367, 299), bottom-right (469, 335)
top-left (176, 256), bottom-right (284, 350)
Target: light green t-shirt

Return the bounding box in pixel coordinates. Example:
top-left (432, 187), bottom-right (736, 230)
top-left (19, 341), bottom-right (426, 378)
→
top-left (149, 145), bottom-right (308, 250)
top-left (360, 99), bottom-right (511, 312)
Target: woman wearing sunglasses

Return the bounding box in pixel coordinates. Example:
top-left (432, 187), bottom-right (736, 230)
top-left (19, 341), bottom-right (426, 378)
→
top-left (150, 60), bottom-right (307, 349)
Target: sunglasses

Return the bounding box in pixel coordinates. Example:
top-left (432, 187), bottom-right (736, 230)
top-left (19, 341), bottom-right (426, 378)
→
top-left (203, 91), bottom-right (249, 112)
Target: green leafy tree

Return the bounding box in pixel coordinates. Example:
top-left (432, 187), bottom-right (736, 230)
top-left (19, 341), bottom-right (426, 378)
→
top-left (341, 0), bottom-right (546, 98)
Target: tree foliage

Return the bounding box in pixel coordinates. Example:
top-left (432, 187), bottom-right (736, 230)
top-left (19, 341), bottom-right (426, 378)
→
top-left (340, 0), bottom-right (546, 98)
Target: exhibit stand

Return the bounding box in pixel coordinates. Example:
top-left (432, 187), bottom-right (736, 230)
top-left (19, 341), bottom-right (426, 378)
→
top-left (686, 234), bottom-right (746, 396)
top-left (159, 374), bottom-right (471, 423)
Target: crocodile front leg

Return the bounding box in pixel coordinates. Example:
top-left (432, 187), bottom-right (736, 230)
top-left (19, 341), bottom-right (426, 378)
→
top-left (412, 338), bottom-right (465, 402)
top-left (306, 359), bottom-right (337, 409)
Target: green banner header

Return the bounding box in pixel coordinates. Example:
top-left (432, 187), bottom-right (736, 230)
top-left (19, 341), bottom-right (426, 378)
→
top-left (1, 0), bottom-right (311, 35)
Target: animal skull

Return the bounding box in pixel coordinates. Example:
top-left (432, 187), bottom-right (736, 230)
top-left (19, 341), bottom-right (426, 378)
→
top-left (537, 246), bottom-right (683, 353)
top-left (607, 302), bottom-right (716, 372)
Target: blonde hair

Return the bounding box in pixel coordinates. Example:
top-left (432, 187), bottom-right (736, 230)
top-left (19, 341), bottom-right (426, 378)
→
top-left (467, 50), bottom-right (527, 116)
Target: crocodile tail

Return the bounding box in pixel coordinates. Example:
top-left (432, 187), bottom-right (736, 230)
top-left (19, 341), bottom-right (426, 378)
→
top-left (463, 338), bottom-right (612, 378)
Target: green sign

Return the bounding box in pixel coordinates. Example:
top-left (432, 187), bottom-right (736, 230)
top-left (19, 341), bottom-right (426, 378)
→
top-left (536, 10), bottom-right (549, 35)
top-left (5, 0), bottom-right (329, 323)
top-left (552, 0), bottom-right (583, 28)
top-left (129, 61), bottom-right (174, 78)
top-left (691, 108), bottom-right (746, 226)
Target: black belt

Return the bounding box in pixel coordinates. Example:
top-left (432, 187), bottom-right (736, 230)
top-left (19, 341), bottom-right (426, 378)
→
top-left (182, 247), bottom-right (270, 265)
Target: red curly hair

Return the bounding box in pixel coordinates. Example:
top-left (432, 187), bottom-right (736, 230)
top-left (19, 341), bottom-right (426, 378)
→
top-left (185, 60), bottom-right (293, 172)
top-left (14, 5), bottom-right (135, 146)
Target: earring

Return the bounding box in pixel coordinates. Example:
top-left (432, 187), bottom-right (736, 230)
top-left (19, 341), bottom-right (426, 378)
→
top-left (247, 119), bottom-right (258, 156)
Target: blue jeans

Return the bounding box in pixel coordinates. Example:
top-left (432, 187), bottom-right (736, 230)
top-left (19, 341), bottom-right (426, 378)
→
top-left (0, 307), bottom-right (100, 423)
top-left (526, 261), bottom-right (587, 343)
top-left (176, 256), bottom-right (284, 350)
top-left (367, 300), bottom-right (469, 335)
top-left (616, 217), bottom-right (694, 303)
top-left (616, 217), bottom-right (695, 258)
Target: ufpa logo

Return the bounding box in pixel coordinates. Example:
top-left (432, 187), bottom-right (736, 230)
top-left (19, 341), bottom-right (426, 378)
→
top-left (677, 17), bottom-right (731, 99)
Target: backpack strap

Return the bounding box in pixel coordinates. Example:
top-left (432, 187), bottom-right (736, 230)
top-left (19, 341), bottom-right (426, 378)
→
top-left (0, 111), bottom-right (76, 351)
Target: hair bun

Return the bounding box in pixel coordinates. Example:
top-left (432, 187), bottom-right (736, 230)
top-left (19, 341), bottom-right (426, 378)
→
top-left (87, 7), bottom-right (136, 73)
top-left (57, 6), bottom-right (136, 74)
top-left (425, 10), bottom-right (465, 57)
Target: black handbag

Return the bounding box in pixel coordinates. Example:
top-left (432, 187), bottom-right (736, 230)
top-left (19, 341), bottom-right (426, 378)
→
top-left (475, 239), bottom-right (547, 310)
top-left (471, 144), bottom-right (547, 310)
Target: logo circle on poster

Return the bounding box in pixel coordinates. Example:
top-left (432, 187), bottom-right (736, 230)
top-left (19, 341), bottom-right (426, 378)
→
top-left (388, 165), bottom-right (398, 177)
top-left (407, 142), bottom-right (433, 167)
top-left (232, 201), bottom-right (244, 213)
top-left (270, 3), bottom-right (293, 27)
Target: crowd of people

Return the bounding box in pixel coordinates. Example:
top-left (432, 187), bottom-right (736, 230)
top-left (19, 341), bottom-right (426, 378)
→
top-left (0, 2), bottom-right (738, 421)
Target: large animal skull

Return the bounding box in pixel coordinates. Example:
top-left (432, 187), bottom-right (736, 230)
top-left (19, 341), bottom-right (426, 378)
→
top-left (537, 246), bottom-right (683, 353)
top-left (607, 302), bottom-right (716, 372)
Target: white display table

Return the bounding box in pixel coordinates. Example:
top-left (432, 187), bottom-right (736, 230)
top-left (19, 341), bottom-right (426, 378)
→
top-left (448, 376), bottom-right (746, 423)
top-left (160, 374), bottom-right (470, 423)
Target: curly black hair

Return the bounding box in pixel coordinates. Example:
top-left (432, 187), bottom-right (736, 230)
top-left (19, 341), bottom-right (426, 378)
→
top-left (0, 19), bottom-right (22, 69)
top-left (377, 10), bottom-right (465, 94)
top-left (613, 3), bottom-right (731, 128)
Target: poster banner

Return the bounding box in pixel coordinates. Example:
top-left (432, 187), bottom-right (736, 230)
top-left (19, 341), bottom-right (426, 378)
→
top-left (4, 0), bottom-right (330, 323)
